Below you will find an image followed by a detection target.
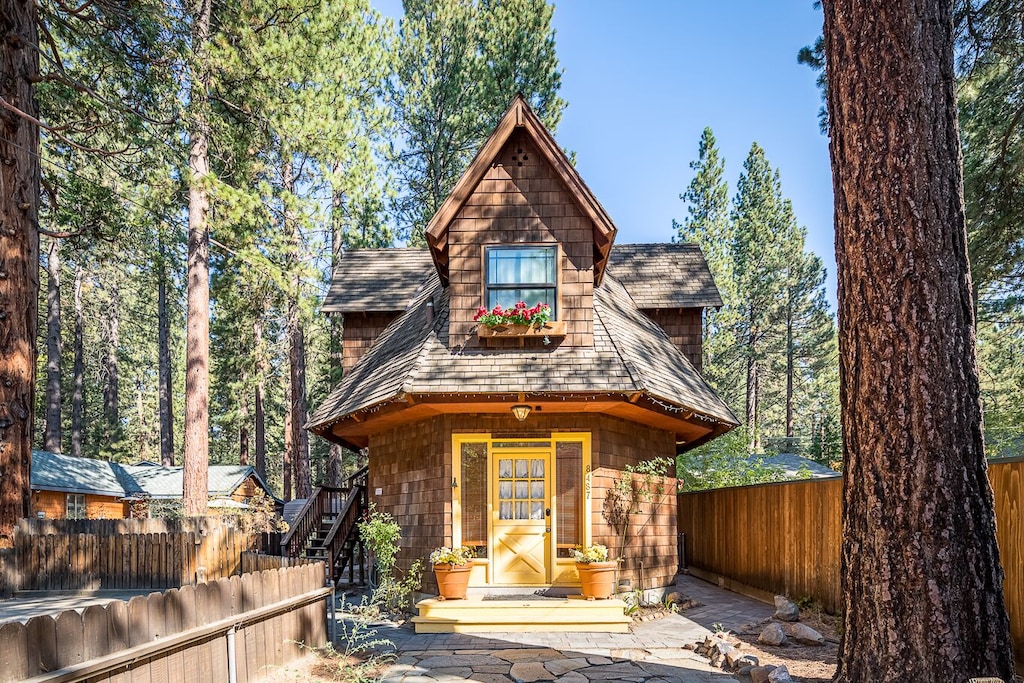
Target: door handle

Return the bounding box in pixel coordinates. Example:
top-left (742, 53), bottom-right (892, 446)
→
top-left (545, 528), bottom-right (551, 533)
top-left (545, 508), bottom-right (551, 517)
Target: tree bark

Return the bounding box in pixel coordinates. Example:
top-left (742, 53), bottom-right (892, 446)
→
top-left (157, 237), bottom-right (174, 466)
top-left (785, 293), bottom-right (794, 444)
top-left (184, 0), bottom-right (212, 516)
top-left (745, 319), bottom-right (759, 453)
top-left (283, 152), bottom-right (311, 499)
top-left (0, 0), bottom-right (39, 546)
top-left (71, 266), bottom-right (84, 458)
top-left (327, 175), bottom-right (345, 487)
top-left (239, 374), bottom-right (249, 466)
top-left (253, 316), bottom-right (266, 480)
top-left (283, 383), bottom-right (292, 501)
top-left (44, 238), bottom-right (62, 453)
top-left (102, 277), bottom-right (120, 446)
top-left (822, 1), bottom-right (1015, 680)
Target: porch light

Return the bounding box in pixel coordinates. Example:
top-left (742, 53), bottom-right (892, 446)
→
top-left (511, 404), bottom-right (532, 422)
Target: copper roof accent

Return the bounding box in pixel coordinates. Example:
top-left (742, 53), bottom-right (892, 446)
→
top-left (607, 243), bottom-right (724, 309)
top-left (424, 95), bottom-right (618, 287)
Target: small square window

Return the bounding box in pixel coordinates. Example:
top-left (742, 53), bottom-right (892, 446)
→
top-left (485, 246), bottom-right (557, 317)
top-left (66, 493), bottom-right (86, 520)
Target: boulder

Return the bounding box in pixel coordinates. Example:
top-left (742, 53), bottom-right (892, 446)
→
top-left (773, 595), bottom-right (800, 622)
top-left (750, 667), bottom-right (776, 683)
top-left (784, 622), bottom-right (825, 646)
top-left (758, 622), bottom-right (788, 647)
top-left (768, 665), bottom-right (794, 682)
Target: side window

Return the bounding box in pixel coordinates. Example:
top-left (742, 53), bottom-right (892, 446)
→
top-left (66, 493), bottom-right (86, 519)
top-left (485, 246), bottom-right (557, 317)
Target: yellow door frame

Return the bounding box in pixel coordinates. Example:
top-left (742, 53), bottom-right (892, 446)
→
top-left (451, 432), bottom-right (592, 586)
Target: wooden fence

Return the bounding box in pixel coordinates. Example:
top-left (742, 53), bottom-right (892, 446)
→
top-left (240, 551), bottom-right (319, 575)
top-left (678, 456), bottom-right (1023, 669)
top-left (12, 518), bottom-right (281, 591)
top-left (0, 562), bottom-right (328, 683)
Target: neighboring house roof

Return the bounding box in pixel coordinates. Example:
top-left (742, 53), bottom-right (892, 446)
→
top-left (307, 271), bottom-right (739, 436)
top-left (322, 249), bottom-right (433, 314)
top-left (30, 450), bottom-right (279, 502)
top-left (31, 450), bottom-right (139, 498)
top-left (425, 95), bottom-right (617, 287)
top-left (608, 243), bottom-right (723, 309)
top-left (749, 453), bottom-right (841, 480)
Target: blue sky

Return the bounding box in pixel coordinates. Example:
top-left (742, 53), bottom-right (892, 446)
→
top-left (377, 1), bottom-right (835, 304)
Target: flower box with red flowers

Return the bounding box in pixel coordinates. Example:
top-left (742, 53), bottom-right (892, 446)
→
top-left (474, 302), bottom-right (566, 342)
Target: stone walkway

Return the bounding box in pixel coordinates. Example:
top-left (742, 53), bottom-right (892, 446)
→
top-left (347, 575), bottom-right (775, 683)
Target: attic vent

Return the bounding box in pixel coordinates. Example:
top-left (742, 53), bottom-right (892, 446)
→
top-left (510, 146), bottom-right (529, 167)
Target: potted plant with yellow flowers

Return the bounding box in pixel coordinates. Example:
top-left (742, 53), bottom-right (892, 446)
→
top-left (571, 543), bottom-right (618, 600)
top-left (429, 546), bottom-right (475, 600)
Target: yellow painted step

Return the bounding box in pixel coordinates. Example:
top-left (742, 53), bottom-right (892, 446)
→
top-left (412, 596), bottom-right (631, 633)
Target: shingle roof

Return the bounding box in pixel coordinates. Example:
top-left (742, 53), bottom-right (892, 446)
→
top-left (322, 249), bottom-right (433, 313)
top-left (307, 272), bottom-right (738, 433)
top-left (30, 451), bottom-right (277, 501)
top-left (607, 243), bottom-right (723, 309)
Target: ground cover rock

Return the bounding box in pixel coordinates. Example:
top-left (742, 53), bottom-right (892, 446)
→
top-left (758, 622), bottom-right (788, 646)
top-left (768, 664), bottom-right (795, 682)
top-left (750, 667), bottom-right (776, 683)
top-left (784, 622), bottom-right (825, 645)
top-left (773, 595), bottom-right (800, 622)
top-left (495, 648), bottom-right (565, 663)
top-left (543, 658), bottom-right (588, 676)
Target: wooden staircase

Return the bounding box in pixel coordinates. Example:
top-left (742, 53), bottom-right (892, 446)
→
top-left (281, 466), bottom-right (368, 584)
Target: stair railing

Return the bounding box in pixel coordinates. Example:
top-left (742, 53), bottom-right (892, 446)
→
top-left (322, 483), bottom-right (368, 581)
top-left (280, 486), bottom-right (347, 557)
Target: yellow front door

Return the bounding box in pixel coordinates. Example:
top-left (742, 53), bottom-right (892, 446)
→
top-left (492, 450), bottom-right (551, 585)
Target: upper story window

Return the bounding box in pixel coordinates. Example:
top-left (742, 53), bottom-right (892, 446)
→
top-left (485, 246), bottom-right (557, 316)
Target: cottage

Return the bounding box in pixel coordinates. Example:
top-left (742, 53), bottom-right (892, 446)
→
top-left (30, 450), bottom-right (279, 519)
top-left (306, 96), bottom-right (737, 597)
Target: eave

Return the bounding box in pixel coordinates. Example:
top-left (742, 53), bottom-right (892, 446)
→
top-left (309, 391), bottom-right (736, 452)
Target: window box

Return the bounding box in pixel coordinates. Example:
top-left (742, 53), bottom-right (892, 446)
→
top-left (477, 320), bottom-right (567, 344)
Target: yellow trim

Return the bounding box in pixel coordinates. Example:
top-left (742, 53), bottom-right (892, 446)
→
top-left (451, 432), bottom-right (592, 586)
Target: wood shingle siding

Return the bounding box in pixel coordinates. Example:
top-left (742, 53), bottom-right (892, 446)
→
top-left (342, 311), bottom-right (400, 372)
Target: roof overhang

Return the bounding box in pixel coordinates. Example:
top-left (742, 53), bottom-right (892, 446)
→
top-left (309, 391), bottom-right (735, 452)
top-left (424, 95), bottom-right (617, 287)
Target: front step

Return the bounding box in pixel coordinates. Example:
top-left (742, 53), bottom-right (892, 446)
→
top-left (411, 596), bottom-right (631, 634)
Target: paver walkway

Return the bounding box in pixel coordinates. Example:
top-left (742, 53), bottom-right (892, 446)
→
top-left (347, 575), bottom-right (774, 683)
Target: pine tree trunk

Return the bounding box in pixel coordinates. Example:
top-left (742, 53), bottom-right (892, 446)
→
top-left (785, 295), bottom-right (794, 445)
top-left (823, 1), bottom-right (1015, 679)
top-left (102, 278), bottom-right (120, 447)
top-left (44, 238), bottom-right (62, 453)
top-left (239, 374), bottom-right (249, 466)
top-left (283, 384), bottom-right (293, 501)
top-left (327, 176), bottom-right (345, 488)
top-left (184, 0), bottom-right (212, 516)
top-left (0, 0), bottom-right (39, 546)
top-left (283, 153), bottom-right (311, 499)
top-left (158, 238), bottom-right (174, 466)
top-left (745, 320), bottom-right (758, 453)
top-left (71, 266), bottom-right (84, 458)
top-left (253, 316), bottom-right (266, 480)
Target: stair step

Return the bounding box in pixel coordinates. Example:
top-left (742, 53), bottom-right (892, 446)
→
top-left (412, 596), bottom-right (630, 634)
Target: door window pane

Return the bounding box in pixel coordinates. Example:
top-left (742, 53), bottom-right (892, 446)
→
top-left (460, 442), bottom-right (488, 555)
top-left (497, 453), bottom-right (547, 520)
top-left (556, 441), bottom-right (583, 558)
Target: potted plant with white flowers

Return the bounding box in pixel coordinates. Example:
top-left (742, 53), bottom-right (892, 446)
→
top-left (429, 546), bottom-right (475, 600)
top-left (571, 543), bottom-right (618, 600)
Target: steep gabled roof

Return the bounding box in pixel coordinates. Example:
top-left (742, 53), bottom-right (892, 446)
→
top-left (608, 243), bottom-right (723, 309)
top-left (424, 95), bottom-right (618, 287)
top-left (322, 249), bottom-right (433, 313)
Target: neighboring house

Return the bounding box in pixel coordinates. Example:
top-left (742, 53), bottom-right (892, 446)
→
top-left (30, 450), bottom-right (279, 519)
top-left (306, 96), bottom-right (739, 593)
top-left (749, 453), bottom-right (841, 480)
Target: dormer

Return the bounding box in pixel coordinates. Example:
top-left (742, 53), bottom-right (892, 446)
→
top-left (424, 95), bottom-right (616, 349)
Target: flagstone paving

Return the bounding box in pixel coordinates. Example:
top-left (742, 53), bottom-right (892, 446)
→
top-left (345, 575), bottom-right (775, 683)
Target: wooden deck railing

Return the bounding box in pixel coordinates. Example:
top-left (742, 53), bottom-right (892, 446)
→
top-left (323, 483), bottom-right (367, 582)
top-left (279, 486), bottom-right (347, 558)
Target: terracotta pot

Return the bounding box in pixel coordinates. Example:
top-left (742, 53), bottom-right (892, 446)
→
top-left (576, 561), bottom-right (617, 600)
top-left (433, 563), bottom-right (472, 600)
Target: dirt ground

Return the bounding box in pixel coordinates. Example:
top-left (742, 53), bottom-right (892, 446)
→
top-left (730, 608), bottom-right (840, 683)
